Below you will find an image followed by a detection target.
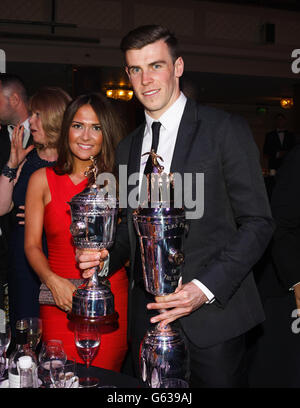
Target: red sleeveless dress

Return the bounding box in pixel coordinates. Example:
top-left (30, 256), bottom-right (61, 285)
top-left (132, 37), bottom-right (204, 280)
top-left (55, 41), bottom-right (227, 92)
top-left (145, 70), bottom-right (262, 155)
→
top-left (41, 167), bottom-right (128, 371)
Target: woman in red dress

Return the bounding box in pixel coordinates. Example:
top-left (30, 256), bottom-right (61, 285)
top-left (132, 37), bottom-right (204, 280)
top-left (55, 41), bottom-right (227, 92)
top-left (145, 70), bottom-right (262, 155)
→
top-left (24, 93), bottom-right (128, 372)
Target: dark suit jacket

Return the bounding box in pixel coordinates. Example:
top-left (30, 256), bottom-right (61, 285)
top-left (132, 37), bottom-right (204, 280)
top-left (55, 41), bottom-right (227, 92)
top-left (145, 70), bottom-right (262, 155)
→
top-left (0, 125), bottom-right (33, 285)
top-left (263, 129), bottom-right (295, 170)
top-left (0, 125), bottom-right (12, 173)
top-left (271, 144), bottom-right (300, 290)
top-left (110, 98), bottom-right (274, 348)
top-left (0, 125), bottom-right (33, 171)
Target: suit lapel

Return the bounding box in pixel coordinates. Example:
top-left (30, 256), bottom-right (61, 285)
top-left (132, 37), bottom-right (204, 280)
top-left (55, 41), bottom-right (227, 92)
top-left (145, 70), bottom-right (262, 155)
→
top-left (170, 98), bottom-right (201, 175)
top-left (127, 122), bottom-right (145, 198)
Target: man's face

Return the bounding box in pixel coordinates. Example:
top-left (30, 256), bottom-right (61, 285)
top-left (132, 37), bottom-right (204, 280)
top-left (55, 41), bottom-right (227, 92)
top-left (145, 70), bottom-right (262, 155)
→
top-left (125, 40), bottom-right (184, 119)
top-left (276, 115), bottom-right (287, 130)
top-left (0, 82), bottom-right (14, 125)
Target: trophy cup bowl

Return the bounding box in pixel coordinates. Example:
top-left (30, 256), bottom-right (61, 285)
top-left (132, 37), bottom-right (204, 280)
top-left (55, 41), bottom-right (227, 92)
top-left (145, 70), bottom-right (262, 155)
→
top-left (133, 153), bottom-right (190, 387)
top-left (68, 183), bottom-right (119, 333)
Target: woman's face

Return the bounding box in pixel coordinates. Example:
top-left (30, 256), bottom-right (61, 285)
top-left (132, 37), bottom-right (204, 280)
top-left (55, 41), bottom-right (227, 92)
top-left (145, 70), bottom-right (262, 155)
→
top-left (29, 111), bottom-right (47, 144)
top-left (68, 104), bottom-right (103, 161)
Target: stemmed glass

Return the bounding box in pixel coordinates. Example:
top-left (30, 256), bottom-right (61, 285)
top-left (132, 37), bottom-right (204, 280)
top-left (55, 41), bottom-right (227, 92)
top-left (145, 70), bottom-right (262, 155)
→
top-left (38, 339), bottom-right (67, 388)
top-left (22, 317), bottom-right (42, 353)
top-left (0, 322), bottom-right (11, 381)
top-left (74, 323), bottom-right (100, 387)
top-left (159, 378), bottom-right (189, 388)
top-left (50, 359), bottom-right (77, 388)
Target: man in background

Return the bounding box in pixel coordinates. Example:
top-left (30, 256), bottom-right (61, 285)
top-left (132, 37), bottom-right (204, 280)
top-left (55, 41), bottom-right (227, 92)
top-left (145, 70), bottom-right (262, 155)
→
top-left (0, 73), bottom-right (32, 312)
top-left (263, 113), bottom-right (295, 173)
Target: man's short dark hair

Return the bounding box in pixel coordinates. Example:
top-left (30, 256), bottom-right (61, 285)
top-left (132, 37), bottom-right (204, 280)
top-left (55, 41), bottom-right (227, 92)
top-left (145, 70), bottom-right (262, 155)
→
top-left (0, 73), bottom-right (28, 103)
top-left (275, 113), bottom-right (286, 120)
top-left (120, 25), bottom-right (179, 63)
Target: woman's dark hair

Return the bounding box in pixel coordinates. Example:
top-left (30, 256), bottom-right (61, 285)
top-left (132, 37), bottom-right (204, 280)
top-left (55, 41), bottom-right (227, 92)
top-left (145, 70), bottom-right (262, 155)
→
top-left (29, 86), bottom-right (71, 149)
top-left (55, 92), bottom-right (124, 180)
top-left (120, 25), bottom-right (179, 63)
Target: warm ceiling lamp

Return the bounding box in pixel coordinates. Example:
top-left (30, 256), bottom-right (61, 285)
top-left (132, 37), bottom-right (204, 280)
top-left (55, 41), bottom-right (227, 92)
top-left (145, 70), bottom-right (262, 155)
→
top-left (106, 88), bottom-right (133, 101)
top-left (280, 97), bottom-right (294, 109)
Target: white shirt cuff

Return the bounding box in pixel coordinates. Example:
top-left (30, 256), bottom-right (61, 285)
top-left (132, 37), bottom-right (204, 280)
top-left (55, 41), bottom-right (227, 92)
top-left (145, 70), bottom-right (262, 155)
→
top-left (192, 279), bottom-right (215, 304)
top-left (289, 282), bottom-right (300, 291)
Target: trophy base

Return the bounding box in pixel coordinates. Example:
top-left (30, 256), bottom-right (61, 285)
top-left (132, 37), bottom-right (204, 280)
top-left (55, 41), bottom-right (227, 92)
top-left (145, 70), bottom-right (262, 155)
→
top-left (140, 323), bottom-right (189, 387)
top-left (67, 311), bottom-right (119, 334)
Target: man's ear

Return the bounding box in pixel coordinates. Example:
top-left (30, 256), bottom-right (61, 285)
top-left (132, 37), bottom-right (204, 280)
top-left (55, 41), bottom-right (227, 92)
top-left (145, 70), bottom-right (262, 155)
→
top-left (9, 92), bottom-right (20, 108)
top-left (174, 57), bottom-right (184, 78)
top-left (125, 66), bottom-right (131, 81)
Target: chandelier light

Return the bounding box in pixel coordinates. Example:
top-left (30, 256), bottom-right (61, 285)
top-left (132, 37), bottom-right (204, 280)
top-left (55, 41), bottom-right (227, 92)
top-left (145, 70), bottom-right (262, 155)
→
top-left (280, 97), bottom-right (294, 109)
top-left (106, 88), bottom-right (133, 101)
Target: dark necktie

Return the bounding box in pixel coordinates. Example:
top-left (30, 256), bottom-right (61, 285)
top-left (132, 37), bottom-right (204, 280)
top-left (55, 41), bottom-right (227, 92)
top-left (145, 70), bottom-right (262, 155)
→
top-left (143, 121), bottom-right (161, 175)
top-left (135, 121), bottom-right (161, 285)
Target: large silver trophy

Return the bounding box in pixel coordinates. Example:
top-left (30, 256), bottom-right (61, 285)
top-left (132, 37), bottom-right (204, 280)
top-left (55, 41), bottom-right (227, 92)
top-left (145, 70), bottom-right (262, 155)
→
top-left (68, 157), bottom-right (118, 330)
top-left (133, 152), bottom-right (189, 388)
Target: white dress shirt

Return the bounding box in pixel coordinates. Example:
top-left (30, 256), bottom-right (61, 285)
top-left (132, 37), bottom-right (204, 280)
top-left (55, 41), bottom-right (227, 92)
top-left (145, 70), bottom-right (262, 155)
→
top-left (139, 92), bottom-right (215, 303)
top-left (7, 118), bottom-right (31, 148)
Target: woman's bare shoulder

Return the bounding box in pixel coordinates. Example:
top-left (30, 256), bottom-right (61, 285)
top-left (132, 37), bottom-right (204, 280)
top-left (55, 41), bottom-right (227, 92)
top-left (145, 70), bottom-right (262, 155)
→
top-left (27, 167), bottom-right (50, 190)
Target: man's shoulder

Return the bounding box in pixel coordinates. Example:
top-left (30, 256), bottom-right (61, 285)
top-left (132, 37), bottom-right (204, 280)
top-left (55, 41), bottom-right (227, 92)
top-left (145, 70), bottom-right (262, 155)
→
top-left (265, 129), bottom-right (277, 138)
top-left (189, 100), bottom-right (249, 133)
top-left (189, 99), bottom-right (234, 124)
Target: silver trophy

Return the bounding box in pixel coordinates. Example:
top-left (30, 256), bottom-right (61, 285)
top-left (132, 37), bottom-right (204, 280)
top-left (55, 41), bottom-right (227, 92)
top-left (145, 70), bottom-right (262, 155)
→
top-left (133, 152), bottom-right (189, 388)
top-left (68, 157), bottom-right (118, 329)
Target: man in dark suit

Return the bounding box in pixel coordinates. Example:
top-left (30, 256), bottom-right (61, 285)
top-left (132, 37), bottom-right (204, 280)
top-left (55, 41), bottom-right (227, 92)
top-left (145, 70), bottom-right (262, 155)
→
top-left (0, 73), bottom-right (32, 310)
top-left (248, 144), bottom-right (300, 387)
top-left (78, 25), bottom-right (274, 387)
top-left (263, 113), bottom-right (295, 172)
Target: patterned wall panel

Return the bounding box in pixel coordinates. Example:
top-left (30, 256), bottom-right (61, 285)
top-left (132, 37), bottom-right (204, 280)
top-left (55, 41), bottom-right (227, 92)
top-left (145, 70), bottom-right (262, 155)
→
top-left (0, 0), bottom-right (48, 20)
top-left (56, 0), bottom-right (122, 30)
top-left (205, 11), bottom-right (260, 43)
top-left (134, 4), bottom-right (194, 37)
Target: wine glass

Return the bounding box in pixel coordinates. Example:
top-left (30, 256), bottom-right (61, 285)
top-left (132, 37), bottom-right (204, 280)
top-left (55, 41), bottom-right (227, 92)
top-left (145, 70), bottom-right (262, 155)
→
top-left (21, 317), bottom-right (42, 352)
top-left (38, 339), bottom-right (67, 388)
top-left (0, 322), bottom-right (11, 381)
top-left (74, 323), bottom-right (100, 387)
top-left (159, 378), bottom-right (189, 388)
top-left (50, 359), bottom-right (77, 388)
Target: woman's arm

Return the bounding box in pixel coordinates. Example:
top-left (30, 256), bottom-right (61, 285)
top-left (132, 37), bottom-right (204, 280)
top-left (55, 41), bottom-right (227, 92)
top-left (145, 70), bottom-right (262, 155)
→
top-left (24, 168), bottom-right (76, 312)
top-left (0, 124), bottom-right (34, 215)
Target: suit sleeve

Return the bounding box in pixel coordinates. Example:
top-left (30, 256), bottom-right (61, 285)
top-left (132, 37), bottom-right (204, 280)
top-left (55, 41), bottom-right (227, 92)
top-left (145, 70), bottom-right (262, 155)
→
top-left (196, 114), bottom-right (275, 306)
top-left (271, 145), bottom-right (300, 289)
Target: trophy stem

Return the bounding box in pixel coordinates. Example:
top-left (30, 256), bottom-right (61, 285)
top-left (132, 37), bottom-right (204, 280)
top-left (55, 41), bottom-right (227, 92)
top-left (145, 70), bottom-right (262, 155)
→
top-left (156, 309), bottom-right (172, 332)
top-left (88, 266), bottom-right (100, 288)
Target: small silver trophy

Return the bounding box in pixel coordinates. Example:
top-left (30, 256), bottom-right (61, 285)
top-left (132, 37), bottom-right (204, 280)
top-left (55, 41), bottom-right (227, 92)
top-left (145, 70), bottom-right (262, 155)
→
top-left (68, 157), bottom-right (118, 330)
top-left (133, 152), bottom-right (189, 388)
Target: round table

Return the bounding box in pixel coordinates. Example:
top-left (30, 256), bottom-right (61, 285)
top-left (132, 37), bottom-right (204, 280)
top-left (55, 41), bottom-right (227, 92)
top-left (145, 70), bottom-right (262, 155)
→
top-left (76, 362), bottom-right (142, 388)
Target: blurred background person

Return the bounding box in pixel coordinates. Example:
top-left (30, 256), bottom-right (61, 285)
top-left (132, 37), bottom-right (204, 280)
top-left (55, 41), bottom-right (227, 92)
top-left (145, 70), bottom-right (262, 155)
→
top-left (0, 86), bottom-right (71, 334)
top-left (0, 73), bottom-right (32, 314)
top-left (263, 113), bottom-right (295, 174)
top-left (248, 143), bottom-right (300, 387)
top-left (24, 93), bottom-right (128, 372)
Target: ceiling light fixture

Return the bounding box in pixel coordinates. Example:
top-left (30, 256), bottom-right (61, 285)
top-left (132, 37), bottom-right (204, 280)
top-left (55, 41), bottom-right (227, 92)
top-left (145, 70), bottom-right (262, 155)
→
top-left (106, 88), bottom-right (133, 101)
top-left (280, 97), bottom-right (294, 109)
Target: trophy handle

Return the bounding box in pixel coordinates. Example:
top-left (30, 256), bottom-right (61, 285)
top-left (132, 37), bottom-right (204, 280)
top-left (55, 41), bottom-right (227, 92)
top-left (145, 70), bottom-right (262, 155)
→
top-left (98, 253), bottom-right (110, 278)
top-left (84, 252), bottom-right (110, 289)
